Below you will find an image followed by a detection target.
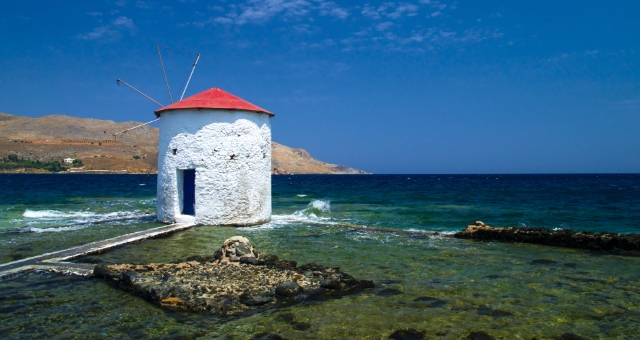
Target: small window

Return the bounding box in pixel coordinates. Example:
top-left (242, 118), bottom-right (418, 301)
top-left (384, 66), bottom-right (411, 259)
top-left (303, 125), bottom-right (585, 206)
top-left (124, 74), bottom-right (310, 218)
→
top-left (172, 149), bottom-right (177, 155)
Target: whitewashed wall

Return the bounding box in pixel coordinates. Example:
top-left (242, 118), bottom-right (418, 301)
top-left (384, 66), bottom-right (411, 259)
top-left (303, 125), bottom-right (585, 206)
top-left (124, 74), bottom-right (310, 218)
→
top-left (156, 109), bottom-right (272, 225)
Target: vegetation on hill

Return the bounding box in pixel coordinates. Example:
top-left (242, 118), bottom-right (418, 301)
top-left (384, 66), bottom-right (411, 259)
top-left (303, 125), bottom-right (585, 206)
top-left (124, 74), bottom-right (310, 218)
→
top-left (0, 154), bottom-right (67, 172)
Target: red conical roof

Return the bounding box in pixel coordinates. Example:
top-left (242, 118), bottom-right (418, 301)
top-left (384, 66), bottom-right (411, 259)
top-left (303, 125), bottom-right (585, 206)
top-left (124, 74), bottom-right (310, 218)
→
top-left (154, 88), bottom-right (273, 116)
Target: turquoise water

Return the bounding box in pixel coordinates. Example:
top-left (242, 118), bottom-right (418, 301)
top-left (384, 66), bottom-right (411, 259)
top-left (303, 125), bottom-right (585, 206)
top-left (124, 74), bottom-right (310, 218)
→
top-left (1, 174), bottom-right (639, 339)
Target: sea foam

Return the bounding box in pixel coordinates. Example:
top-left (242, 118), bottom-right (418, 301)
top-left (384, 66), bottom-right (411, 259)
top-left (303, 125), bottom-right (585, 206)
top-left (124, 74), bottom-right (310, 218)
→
top-left (23, 209), bottom-right (97, 219)
top-left (23, 225), bottom-right (90, 233)
top-left (23, 209), bottom-right (154, 225)
top-left (249, 200), bottom-right (334, 229)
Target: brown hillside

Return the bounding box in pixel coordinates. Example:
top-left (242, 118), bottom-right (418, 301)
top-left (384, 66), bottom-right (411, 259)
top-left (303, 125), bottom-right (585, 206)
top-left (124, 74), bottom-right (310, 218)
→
top-left (0, 112), bottom-right (367, 174)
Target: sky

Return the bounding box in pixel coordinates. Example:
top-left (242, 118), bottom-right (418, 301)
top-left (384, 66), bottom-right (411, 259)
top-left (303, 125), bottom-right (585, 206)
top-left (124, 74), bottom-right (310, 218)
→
top-left (0, 1), bottom-right (639, 174)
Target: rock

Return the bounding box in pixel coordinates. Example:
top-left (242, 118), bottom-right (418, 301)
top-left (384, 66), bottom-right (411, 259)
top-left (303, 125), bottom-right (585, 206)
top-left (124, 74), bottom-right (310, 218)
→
top-left (275, 260), bottom-right (297, 269)
top-left (263, 254), bottom-right (279, 265)
top-left (463, 331), bottom-right (496, 340)
top-left (275, 313), bottom-right (296, 323)
top-left (454, 223), bottom-right (640, 253)
top-left (240, 289), bottom-right (274, 306)
top-left (121, 271), bottom-right (139, 286)
top-left (359, 280), bottom-right (375, 289)
top-left (557, 333), bottom-right (586, 340)
top-left (380, 279), bottom-right (403, 284)
top-left (413, 296), bottom-right (447, 308)
top-left (477, 305), bottom-right (513, 318)
top-left (185, 255), bottom-right (216, 263)
top-left (216, 236), bottom-right (259, 264)
top-left (530, 259), bottom-right (558, 265)
top-left (241, 296), bottom-right (273, 306)
top-left (161, 297), bottom-right (184, 305)
top-left (275, 281), bottom-right (302, 297)
top-left (320, 279), bottom-right (342, 290)
top-left (291, 322), bottom-right (311, 331)
top-left (95, 240), bottom-right (374, 318)
top-left (252, 333), bottom-right (286, 340)
top-left (240, 257), bottom-right (261, 265)
top-left (93, 264), bottom-right (113, 278)
top-left (377, 288), bottom-right (403, 296)
top-left (388, 328), bottom-right (425, 339)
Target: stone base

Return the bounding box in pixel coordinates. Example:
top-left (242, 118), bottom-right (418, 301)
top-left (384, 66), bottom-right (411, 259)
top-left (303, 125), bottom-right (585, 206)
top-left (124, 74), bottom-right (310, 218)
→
top-left (94, 255), bottom-right (374, 317)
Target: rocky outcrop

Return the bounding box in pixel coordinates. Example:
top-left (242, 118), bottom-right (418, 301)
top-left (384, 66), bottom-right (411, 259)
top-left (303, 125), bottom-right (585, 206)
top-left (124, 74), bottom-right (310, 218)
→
top-left (455, 221), bottom-right (640, 252)
top-left (271, 142), bottom-right (369, 175)
top-left (94, 237), bottom-right (374, 317)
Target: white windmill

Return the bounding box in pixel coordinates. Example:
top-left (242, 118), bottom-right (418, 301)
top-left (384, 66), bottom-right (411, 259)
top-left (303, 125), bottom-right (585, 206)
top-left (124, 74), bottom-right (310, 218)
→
top-left (116, 46), bottom-right (274, 226)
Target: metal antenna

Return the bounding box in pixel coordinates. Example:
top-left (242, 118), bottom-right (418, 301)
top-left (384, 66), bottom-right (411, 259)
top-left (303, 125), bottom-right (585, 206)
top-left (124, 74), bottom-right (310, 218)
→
top-left (180, 54), bottom-right (200, 101)
top-left (116, 79), bottom-right (164, 107)
top-left (157, 44), bottom-right (173, 104)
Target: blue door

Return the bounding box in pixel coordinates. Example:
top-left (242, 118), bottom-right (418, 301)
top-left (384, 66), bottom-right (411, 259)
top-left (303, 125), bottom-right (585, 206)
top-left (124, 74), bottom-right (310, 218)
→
top-left (182, 169), bottom-right (195, 215)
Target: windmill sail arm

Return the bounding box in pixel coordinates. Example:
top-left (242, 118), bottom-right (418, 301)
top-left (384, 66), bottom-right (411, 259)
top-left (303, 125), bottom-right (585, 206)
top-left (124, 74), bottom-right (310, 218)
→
top-left (112, 118), bottom-right (160, 139)
top-left (117, 79), bottom-right (164, 107)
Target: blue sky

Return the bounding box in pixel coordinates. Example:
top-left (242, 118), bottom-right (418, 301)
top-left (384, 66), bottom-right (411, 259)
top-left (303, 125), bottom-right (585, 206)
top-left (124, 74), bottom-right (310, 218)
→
top-left (1, 1), bottom-right (638, 174)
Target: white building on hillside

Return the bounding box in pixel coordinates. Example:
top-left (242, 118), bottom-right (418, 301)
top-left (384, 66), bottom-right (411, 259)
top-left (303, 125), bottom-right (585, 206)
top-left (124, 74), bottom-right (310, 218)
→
top-left (154, 88), bottom-right (274, 226)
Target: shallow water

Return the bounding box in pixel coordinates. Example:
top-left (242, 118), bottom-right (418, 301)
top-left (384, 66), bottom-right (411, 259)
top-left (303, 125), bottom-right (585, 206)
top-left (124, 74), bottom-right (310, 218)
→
top-left (1, 174), bottom-right (639, 339)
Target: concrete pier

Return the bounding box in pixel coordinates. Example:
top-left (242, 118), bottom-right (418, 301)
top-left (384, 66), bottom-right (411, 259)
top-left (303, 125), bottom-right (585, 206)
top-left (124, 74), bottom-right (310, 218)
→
top-left (0, 222), bottom-right (196, 280)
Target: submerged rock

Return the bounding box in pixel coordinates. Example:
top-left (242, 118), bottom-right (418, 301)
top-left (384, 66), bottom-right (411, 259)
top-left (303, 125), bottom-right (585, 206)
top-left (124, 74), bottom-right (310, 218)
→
top-left (252, 333), bottom-right (287, 340)
top-left (463, 331), bottom-right (496, 340)
top-left (455, 221), bottom-right (640, 252)
top-left (556, 333), bottom-right (586, 340)
top-left (476, 305), bottom-right (513, 318)
top-left (94, 236), bottom-right (374, 317)
top-left (275, 281), bottom-right (302, 297)
top-left (530, 259), bottom-right (558, 266)
top-left (291, 322), bottom-right (311, 331)
top-left (388, 328), bottom-right (425, 340)
top-left (377, 288), bottom-right (404, 296)
top-left (413, 296), bottom-right (448, 308)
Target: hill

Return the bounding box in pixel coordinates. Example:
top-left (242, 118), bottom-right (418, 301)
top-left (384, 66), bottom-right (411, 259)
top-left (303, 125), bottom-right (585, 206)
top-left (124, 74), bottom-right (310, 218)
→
top-left (0, 112), bottom-right (367, 174)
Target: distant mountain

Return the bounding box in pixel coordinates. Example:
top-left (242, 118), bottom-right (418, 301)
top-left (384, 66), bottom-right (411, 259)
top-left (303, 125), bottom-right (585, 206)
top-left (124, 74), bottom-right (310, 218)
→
top-left (0, 112), bottom-right (367, 174)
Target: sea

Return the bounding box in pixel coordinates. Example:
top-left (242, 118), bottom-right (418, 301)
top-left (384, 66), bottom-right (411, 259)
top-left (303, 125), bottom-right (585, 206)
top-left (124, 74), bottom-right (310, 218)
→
top-left (0, 174), bottom-right (639, 339)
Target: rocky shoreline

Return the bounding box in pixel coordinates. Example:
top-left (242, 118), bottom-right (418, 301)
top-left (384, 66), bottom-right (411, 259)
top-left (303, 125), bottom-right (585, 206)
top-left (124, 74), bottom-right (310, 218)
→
top-left (93, 236), bottom-right (374, 317)
top-left (455, 221), bottom-right (640, 253)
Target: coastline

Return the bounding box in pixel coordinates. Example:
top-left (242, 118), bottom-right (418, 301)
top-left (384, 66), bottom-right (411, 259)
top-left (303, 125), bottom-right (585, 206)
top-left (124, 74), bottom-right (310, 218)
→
top-left (0, 170), bottom-right (373, 175)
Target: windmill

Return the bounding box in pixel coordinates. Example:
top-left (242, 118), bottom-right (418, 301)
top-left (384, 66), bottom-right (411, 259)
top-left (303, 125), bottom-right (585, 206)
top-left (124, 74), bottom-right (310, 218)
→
top-left (114, 45), bottom-right (201, 178)
top-left (116, 46), bottom-right (274, 225)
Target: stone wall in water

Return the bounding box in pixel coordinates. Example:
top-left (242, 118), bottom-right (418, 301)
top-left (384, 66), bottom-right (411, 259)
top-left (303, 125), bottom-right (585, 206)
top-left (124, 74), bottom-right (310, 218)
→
top-left (455, 221), bottom-right (640, 252)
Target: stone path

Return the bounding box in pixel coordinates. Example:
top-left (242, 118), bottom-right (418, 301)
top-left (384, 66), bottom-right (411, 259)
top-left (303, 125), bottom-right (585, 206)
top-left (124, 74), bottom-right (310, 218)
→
top-left (0, 222), bottom-right (196, 280)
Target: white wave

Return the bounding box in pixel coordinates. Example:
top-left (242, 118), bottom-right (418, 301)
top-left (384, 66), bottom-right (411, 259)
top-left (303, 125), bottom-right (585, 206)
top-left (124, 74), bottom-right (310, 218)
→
top-left (23, 225), bottom-right (90, 233)
top-left (297, 194), bottom-right (307, 197)
top-left (23, 209), bottom-right (153, 225)
top-left (23, 209), bottom-right (98, 219)
top-left (309, 199), bottom-right (330, 213)
top-left (271, 213), bottom-right (335, 224)
top-left (238, 222), bottom-right (279, 231)
top-left (404, 228), bottom-right (455, 235)
top-left (270, 200), bottom-right (331, 223)
top-left (241, 201), bottom-right (334, 230)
